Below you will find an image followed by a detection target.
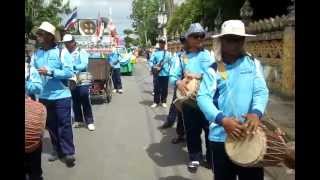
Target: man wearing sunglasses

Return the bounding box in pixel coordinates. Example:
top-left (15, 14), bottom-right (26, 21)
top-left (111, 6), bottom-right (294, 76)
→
top-left (30, 22), bottom-right (76, 167)
top-left (169, 23), bottom-right (214, 172)
top-left (197, 20), bottom-right (269, 180)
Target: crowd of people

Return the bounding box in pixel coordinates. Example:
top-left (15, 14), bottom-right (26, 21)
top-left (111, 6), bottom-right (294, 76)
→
top-left (148, 20), bottom-right (294, 180)
top-left (25, 19), bottom-right (294, 180)
top-left (25, 21), bottom-right (124, 180)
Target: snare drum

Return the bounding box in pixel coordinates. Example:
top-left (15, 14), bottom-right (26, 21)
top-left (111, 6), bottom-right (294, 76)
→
top-left (225, 122), bottom-right (289, 167)
top-left (173, 77), bottom-right (201, 112)
top-left (77, 72), bottom-right (93, 85)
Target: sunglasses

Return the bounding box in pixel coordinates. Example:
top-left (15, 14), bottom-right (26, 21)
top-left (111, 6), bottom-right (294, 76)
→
top-left (189, 33), bottom-right (205, 39)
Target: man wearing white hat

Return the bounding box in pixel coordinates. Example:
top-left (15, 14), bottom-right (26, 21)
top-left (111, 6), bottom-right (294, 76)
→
top-left (169, 23), bottom-right (214, 171)
top-left (30, 21), bottom-right (76, 167)
top-left (62, 34), bottom-right (95, 131)
top-left (197, 20), bottom-right (269, 180)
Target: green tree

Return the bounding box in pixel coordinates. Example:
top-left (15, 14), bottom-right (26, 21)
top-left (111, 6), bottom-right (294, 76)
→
top-left (130, 0), bottom-right (160, 47)
top-left (123, 28), bottom-right (138, 48)
top-left (25, 0), bottom-right (74, 40)
top-left (166, 0), bottom-right (247, 38)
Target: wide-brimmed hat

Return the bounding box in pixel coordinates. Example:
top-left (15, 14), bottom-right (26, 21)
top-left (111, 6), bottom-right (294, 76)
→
top-left (212, 20), bottom-right (255, 38)
top-left (37, 21), bottom-right (56, 36)
top-left (185, 23), bottom-right (205, 38)
top-left (62, 34), bottom-right (74, 43)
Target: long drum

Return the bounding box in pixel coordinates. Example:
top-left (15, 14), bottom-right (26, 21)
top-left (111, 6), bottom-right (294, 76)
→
top-left (225, 123), bottom-right (289, 167)
top-left (25, 98), bottom-right (47, 153)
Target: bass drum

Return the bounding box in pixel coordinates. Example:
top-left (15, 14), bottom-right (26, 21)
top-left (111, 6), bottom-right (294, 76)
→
top-left (25, 97), bottom-right (47, 153)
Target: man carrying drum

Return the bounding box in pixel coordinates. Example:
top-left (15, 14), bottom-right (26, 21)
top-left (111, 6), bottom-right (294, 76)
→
top-left (170, 23), bottom-right (214, 171)
top-left (160, 35), bottom-right (186, 145)
top-left (197, 20), bottom-right (269, 180)
top-left (62, 34), bottom-right (95, 131)
top-left (25, 54), bottom-right (44, 180)
top-left (30, 22), bottom-right (76, 167)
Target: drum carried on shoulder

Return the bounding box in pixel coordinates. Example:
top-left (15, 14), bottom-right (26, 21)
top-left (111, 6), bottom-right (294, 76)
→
top-left (173, 73), bottom-right (202, 112)
top-left (25, 97), bottom-right (47, 153)
top-left (225, 118), bottom-right (291, 168)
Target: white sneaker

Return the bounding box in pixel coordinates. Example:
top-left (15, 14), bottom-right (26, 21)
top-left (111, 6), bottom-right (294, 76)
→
top-left (88, 124), bottom-right (95, 131)
top-left (150, 103), bottom-right (158, 108)
top-left (73, 122), bottom-right (85, 128)
top-left (117, 89), bottom-right (123, 94)
top-left (112, 89), bottom-right (117, 93)
top-left (161, 103), bottom-right (167, 108)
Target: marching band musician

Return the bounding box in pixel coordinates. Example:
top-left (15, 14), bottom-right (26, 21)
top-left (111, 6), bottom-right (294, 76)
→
top-left (160, 35), bottom-right (187, 145)
top-left (62, 34), bottom-right (95, 131)
top-left (197, 20), bottom-right (269, 180)
top-left (149, 37), bottom-right (173, 108)
top-left (25, 57), bottom-right (44, 180)
top-left (30, 22), bottom-right (76, 167)
top-left (108, 47), bottom-right (124, 94)
top-left (169, 23), bottom-right (214, 171)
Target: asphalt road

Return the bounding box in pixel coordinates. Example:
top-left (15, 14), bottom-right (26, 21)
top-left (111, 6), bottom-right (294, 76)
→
top-left (41, 61), bottom-right (294, 180)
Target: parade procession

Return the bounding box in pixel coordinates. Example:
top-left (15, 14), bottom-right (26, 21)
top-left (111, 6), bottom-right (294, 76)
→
top-left (25, 0), bottom-right (295, 180)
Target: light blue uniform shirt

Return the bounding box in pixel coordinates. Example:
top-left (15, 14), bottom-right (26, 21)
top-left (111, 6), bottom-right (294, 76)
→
top-left (149, 49), bottom-right (173, 77)
top-left (169, 49), bottom-right (214, 86)
top-left (108, 52), bottom-right (121, 69)
top-left (70, 47), bottom-right (89, 73)
top-left (25, 63), bottom-right (43, 95)
top-left (30, 45), bottom-right (74, 100)
top-left (197, 55), bottom-right (269, 142)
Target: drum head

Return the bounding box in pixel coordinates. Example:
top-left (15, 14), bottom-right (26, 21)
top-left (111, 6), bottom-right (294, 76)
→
top-left (225, 129), bottom-right (267, 166)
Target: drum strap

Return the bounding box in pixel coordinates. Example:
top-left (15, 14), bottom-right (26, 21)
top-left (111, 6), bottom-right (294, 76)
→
top-left (177, 52), bottom-right (185, 79)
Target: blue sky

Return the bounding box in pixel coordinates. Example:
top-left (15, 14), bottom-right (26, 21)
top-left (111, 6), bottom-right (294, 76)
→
top-left (62, 0), bottom-right (133, 36)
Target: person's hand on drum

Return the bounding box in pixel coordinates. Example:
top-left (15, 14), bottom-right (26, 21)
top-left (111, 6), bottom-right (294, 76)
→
top-left (222, 117), bottom-right (246, 140)
top-left (176, 80), bottom-right (189, 96)
top-left (242, 113), bottom-right (260, 135)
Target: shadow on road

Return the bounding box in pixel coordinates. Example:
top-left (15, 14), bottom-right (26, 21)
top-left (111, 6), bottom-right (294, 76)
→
top-left (142, 89), bottom-right (153, 95)
top-left (42, 136), bottom-right (53, 155)
top-left (146, 128), bottom-right (188, 167)
top-left (158, 176), bottom-right (192, 180)
top-left (139, 100), bottom-right (153, 106)
top-left (154, 114), bottom-right (167, 122)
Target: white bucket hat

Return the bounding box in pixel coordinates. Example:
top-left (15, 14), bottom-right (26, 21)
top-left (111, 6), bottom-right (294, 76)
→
top-left (38, 21), bottom-right (56, 36)
top-left (62, 34), bottom-right (74, 42)
top-left (212, 20), bottom-right (255, 38)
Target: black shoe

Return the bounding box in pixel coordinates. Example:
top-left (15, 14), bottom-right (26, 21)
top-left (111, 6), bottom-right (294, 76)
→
top-left (160, 121), bottom-right (174, 129)
top-left (171, 136), bottom-right (185, 144)
top-left (62, 155), bottom-right (76, 167)
top-left (48, 152), bottom-right (59, 162)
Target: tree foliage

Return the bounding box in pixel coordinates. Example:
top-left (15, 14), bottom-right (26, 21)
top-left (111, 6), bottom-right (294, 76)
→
top-left (130, 0), bottom-right (160, 47)
top-left (123, 28), bottom-right (139, 48)
top-left (166, 0), bottom-right (246, 38)
top-left (25, 0), bottom-right (74, 40)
